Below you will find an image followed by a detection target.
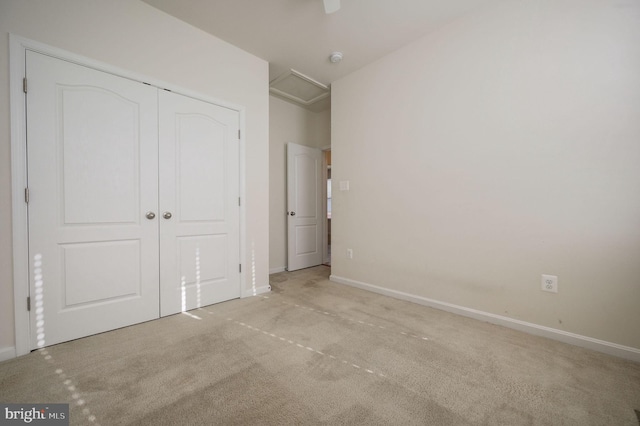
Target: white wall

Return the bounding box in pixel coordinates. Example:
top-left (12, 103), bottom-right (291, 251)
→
top-left (0, 0), bottom-right (269, 357)
top-left (331, 0), bottom-right (640, 351)
top-left (269, 96), bottom-right (330, 272)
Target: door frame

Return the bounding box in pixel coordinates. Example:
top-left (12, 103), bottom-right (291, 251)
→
top-left (9, 35), bottom-right (248, 357)
top-left (321, 145), bottom-right (331, 265)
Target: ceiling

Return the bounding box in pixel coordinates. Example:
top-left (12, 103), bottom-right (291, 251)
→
top-left (143, 0), bottom-right (501, 110)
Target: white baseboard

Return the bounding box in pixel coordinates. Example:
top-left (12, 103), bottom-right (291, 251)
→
top-left (269, 267), bottom-right (286, 274)
top-left (0, 346), bottom-right (17, 362)
top-left (242, 284), bottom-right (271, 298)
top-left (330, 275), bottom-right (640, 363)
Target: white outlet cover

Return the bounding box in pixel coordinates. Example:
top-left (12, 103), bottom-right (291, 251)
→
top-left (541, 274), bottom-right (558, 293)
top-left (339, 180), bottom-right (350, 191)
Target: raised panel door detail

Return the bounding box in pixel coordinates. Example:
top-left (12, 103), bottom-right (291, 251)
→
top-left (57, 85), bottom-right (140, 224)
top-left (62, 240), bottom-right (141, 307)
top-left (295, 154), bottom-right (318, 219)
top-left (295, 225), bottom-right (318, 255)
top-left (177, 235), bottom-right (227, 288)
top-left (60, 86), bottom-right (140, 225)
top-left (176, 114), bottom-right (226, 222)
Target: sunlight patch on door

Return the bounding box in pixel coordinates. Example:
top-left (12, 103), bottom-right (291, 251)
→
top-left (180, 274), bottom-right (201, 320)
top-left (61, 241), bottom-right (140, 309)
top-left (34, 254), bottom-right (46, 348)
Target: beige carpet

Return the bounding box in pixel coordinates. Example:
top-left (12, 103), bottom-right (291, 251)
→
top-left (1, 266), bottom-right (639, 425)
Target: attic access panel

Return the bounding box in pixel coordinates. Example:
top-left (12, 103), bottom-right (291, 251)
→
top-left (269, 69), bottom-right (330, 106)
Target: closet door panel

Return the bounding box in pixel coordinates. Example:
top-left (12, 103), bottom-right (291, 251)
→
top-left (26, 51), bottom-right (160, 348)
top-left (159, 91), bottom-right (240, 316)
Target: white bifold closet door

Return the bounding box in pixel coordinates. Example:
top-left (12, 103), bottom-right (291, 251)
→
top-left (26, 51), bottom-right (240, 349)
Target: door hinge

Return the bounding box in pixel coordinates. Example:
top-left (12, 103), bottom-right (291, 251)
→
top-left (238, 129), bottom-right (241, 139)
top-left (27, 296), bottom-right (31, 311)
top-left (238, 197), bottom-right (241, 207)
top-left (239, 264), bottom-right (242, 273)
top-left (24, 187), bottom-right (29, 204)
top-left (23, 77), bottom-right (27, 94)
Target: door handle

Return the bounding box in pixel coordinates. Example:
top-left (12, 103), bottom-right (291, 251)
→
top-left (146, 211), bottom-right (156, 220)
top-left (163, 212), bottom-right (172, 219)
top-left (289, 211), bottom-right (296, 216)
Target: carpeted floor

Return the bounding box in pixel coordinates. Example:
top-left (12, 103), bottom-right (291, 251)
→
top-left (1, 265), bottom-right (639, 425)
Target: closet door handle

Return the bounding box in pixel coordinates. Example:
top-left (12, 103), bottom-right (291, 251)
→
top-left (163, 212), bottom-right (172, 219)
top-left (145, 212), bottom-right (156, 220)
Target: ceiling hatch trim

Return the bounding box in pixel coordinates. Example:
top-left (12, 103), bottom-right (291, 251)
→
top-left (269, 69), bottom-right (330, 106)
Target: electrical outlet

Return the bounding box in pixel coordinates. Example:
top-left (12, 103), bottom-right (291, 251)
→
top-left (346, 248), bottom-right (353, 259)
top-left (541, 274), bottom-right (558, 293)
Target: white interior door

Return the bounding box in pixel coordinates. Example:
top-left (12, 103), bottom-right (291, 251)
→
top-left (287, 143), bottom-right (323, 271)
top-left (26, 51), bottom-right (160, 348)
top-left (159, 91), bottom-right (240, 316)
